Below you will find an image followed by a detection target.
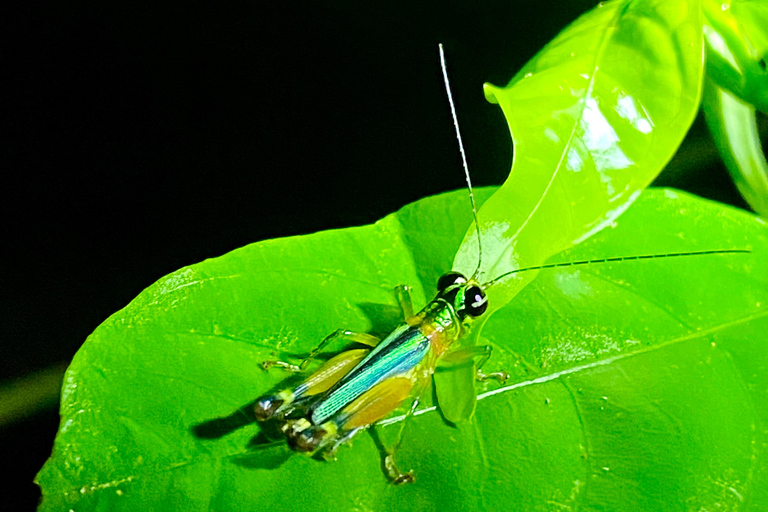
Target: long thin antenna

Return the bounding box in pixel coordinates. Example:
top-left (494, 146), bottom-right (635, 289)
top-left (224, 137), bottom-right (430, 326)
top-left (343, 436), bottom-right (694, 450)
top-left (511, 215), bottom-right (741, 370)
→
top-left (439, 43), bottom-right (483, 278)
top-left (482, 249), bottom-right (751, 287)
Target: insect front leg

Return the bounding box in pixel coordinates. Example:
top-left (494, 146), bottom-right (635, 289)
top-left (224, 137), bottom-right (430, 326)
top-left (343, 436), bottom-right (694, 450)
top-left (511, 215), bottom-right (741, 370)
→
top-left (438, 345), bottom-right (509, 383)
top-left (261, 329), bottom-right (380, 372)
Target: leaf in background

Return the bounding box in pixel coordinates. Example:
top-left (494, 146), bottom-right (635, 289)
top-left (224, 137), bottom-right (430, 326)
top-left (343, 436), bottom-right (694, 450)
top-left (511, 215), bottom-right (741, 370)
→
top-left (454, 0), bottom-right (705, 312)
top-left (702, 0), bottom-right (768, 216)
top-left (702, 0), bottom-right (768, 112)
top-left (703, 78), bottom-right (768, 216)
top-left (37, 187), bottom-right (768, 511)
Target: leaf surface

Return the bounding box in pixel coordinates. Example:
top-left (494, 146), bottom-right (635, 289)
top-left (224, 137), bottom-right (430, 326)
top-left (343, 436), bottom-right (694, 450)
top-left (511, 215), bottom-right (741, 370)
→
top-left (37, 188), bottom-right (768, 511)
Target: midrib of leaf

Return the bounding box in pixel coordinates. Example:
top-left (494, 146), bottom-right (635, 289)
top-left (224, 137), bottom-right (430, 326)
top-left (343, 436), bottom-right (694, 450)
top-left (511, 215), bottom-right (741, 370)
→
top-left (506, 2), bottom-right (624, 248)
top-left (484, 306), bottom-right (768, 402)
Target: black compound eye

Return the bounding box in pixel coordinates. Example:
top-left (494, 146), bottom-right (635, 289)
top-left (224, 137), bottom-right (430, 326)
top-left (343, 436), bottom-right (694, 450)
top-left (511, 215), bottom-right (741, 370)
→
top-left (464, 286), bottom-right (488, 317)
top-left (437, 271), bottom-right (467, 292)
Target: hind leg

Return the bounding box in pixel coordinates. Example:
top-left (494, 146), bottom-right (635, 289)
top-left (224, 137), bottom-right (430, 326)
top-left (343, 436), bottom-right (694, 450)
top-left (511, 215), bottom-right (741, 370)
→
top-left (261, 329), bottom-right (380, 372)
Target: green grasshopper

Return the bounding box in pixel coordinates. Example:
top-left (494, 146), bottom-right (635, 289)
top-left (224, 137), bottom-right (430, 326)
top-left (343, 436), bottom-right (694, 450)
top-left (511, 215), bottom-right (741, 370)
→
top-left (254, 270), bottom-right (499, 484)
top-left (251, 45), bottom-right (748, 485)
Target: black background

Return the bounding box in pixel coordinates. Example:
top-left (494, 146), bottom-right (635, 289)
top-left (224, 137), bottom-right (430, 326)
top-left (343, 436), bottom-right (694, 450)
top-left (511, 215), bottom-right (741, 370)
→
top-left (1, 1), bottom-right (754, 509)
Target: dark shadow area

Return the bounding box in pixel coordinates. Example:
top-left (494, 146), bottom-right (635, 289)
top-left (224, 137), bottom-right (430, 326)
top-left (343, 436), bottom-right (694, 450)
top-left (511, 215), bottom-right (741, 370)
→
top-left (191, 400), bottom-right (261, 440)
top-left (190, 365), bottom-right (310, 441)
top-left (230, 442), bottom-right (294, 471)
top-left (192, 397), bottom-right (295, 471)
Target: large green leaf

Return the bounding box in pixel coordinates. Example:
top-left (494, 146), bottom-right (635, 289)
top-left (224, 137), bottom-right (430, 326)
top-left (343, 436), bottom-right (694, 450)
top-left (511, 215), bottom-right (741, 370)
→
top-left (37, 187), bottom-right (768, 511)
top-left (455, 0), bottom-right (705, 311)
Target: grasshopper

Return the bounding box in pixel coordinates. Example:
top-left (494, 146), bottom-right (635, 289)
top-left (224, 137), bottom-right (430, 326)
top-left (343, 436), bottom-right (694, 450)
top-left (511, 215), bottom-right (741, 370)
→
top-left (254, 269), bottom-right (503, 484)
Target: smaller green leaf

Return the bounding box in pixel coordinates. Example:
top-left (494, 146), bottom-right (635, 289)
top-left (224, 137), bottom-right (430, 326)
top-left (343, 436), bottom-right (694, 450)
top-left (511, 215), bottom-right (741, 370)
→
top-left (703, 78), bottom-right (768, 216)
top-left (454, 0), bottom-right (705, 312)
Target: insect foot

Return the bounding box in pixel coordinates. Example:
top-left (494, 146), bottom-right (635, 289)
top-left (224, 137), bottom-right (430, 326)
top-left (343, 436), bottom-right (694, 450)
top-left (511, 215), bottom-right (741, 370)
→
top-left (477, 369), bottom-right (510, 383)
top-left (260, 360), bottom-right (301, 372)
top-left (384, 453), bottom-right (415, 486)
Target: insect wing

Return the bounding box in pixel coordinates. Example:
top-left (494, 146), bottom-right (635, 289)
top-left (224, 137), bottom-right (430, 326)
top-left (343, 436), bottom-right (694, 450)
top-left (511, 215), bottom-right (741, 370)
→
top-left (309, 325), bottom-right (430, 426)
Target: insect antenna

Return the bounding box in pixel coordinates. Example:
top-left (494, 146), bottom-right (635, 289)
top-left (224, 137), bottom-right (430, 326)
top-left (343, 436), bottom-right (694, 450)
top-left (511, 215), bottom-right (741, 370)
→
top-left (439, 43), bottom-right (483, 280)
top-left (482, 249), bottom-right (751, 288)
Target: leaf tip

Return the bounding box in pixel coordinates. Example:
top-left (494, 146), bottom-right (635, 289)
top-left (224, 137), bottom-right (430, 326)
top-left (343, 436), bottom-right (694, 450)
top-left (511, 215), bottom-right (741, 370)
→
top-left (483, 82), bottom-right (502, 105)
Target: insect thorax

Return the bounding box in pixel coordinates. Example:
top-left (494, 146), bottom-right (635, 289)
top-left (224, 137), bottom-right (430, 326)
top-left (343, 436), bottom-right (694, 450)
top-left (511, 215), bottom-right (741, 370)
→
top-left (416, 298), bottom-right (464, 356)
